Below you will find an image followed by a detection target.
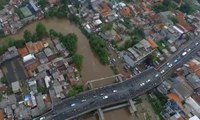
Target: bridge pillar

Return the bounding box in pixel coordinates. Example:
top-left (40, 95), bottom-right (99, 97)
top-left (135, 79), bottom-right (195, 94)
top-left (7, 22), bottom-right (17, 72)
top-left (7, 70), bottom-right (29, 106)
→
top-left (116, 76), bottom-right (123, 83)
top-left (88, 82), bottom-right (94, 89)
top-left (128, 99), bottom-right (137, 116)
top-left (97, 108), bottom-right (105, 120)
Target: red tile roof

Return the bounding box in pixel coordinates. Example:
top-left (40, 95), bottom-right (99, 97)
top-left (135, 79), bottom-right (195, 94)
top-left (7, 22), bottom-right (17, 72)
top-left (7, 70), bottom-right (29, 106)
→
top-left (148, 39), bottom-right (158, 49)
top-left (120, 7), bottom-right (131, 17)
top-left (18, 47), bottom-right (29, 57)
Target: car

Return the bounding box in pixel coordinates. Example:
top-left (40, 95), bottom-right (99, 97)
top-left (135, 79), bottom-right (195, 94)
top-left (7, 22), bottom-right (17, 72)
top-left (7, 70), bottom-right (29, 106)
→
top-left (71, 103), bottom-right (76, 107)
top-left (155, 74), bottom-right (159, 77)
top-left (93, 95), bottom-right (97, 98)
top-left (135, 67), bottom-right (139, 71)
top-left (169, 64), bottom-right (173, 67)
top-left (146, 79), bottom-right (151, 83)
top-left (113, 90), bottom-right (117, 93)
top-left (100, 93), bottom-right (104, 96)
top-left (187, 48), bottom-right (191, 52)
top-left (40, 117), bottom-right (45, 120)
top-left (81, 99), bottom-right (86, 102)
top-left (196, 42), bottom-right (199, 45)
top-left (103, 96), bottom-right (108, 99)
top-left (161, 70), bottom-right (165, 74)
top-left (182, 52), bottom-right (187, 56)
top-left (140, 82), bottom-right (145, 86)
top-left (174, 59), bottom-right (178, 63)
top-left (167, 63), bottom-right (170, 66)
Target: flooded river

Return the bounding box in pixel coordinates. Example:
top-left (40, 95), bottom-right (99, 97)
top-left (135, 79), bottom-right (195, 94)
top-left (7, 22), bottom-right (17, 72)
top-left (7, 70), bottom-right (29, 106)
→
top-left (0, 18), bottom-right (137, 120)
top-left (2, 18), bottom-right (113, 84)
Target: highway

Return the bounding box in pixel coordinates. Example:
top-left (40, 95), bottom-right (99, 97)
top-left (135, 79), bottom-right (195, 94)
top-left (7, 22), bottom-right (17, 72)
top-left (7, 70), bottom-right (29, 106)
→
top-left (40, 68), bottom-right (161, 120)
top-left (38, 36), bottom-right (200, 120)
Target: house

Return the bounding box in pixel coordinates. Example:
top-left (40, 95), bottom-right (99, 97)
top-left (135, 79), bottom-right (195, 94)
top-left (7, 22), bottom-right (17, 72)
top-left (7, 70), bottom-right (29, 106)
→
top-left (53, 80), bottom-right (64, 98)
top-left (98, 1), bottom-right (111, 18)
top-left (186, 73), bottom-right (200, 90)
top-left (189, 116), bottom-right (200, 120)
top-left (44, 47), bottom-right (56, 61)
top-left (123, 54), bottom-right (135, 67)
top-left (35, 51), bottom-right (48, 63)
top-left (147, 39), bottom-right (158, 49)
top-left (26, 41), bottom-right (44, 53)
top-left (11, 81), bottom-right (21, 93)
top-left (120, 6), bottom-right (131, 17)
top-left (159, 11), bottom-right (174, 25)
top-left (0, 110), bottom-right (4, 120)
top-left (185, 97), bottom-right (200, 117)
top-left (18, 47), bottom-right (29, 57)
top-left (171, 80), bottom-right (193, 101)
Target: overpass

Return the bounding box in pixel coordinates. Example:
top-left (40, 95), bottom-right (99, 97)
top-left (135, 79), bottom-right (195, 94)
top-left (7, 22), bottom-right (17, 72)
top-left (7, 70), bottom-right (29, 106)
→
top-left (39, 35), bottom-right (200, 120)
top-left (41, 68), bottom-right (161, 120)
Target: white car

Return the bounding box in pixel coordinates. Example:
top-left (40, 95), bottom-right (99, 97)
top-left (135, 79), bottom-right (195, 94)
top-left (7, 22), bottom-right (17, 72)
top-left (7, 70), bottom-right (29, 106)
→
top-left (169, 64), bottom-right (173, 67)
top-left (161, 70), bottom-right (165, 74)
top-left (155, 74), bottom-right (159, 77)
top-left (182, 52), bottom-right (187, 56)
top-left (81, 99), bottom-right (86, 102)
top-left (167, 63), bottom-right (170, 66)
top-left (71, 103), bottom-right (76, 107)
top-left (196, 42), bottom-right (199, 45)
top-left (174, 59), bottom-right (178, 63)
top-left (40, 117), bottom-right (45, 120)
top-left (140, 82), bottom-right (145, 86)
top-left (113, 90), bottom-right (117, 93)
top-left (103, 96), bottom-right (108, 99)
top-left (146, 79), bottom-right (151, 83)
top-left (187, 48), bottom-right (191, 52)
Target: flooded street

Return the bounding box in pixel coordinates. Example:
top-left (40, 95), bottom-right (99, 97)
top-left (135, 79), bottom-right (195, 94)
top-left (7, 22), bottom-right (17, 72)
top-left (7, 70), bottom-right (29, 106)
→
top-left (1, 18), bottom-right (113, 84)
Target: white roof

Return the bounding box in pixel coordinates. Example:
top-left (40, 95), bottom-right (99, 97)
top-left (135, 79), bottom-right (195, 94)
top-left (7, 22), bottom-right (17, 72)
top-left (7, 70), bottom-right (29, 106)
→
top-left (23, 54), bottom-right (36, 63)
top-left (185, 97), bottom-right (200, 113)
top-left (45, 76), bottom-right (51, 88)
top-left (189, 116), bottom-right (200, 120)
top-left (94, 19), bottom-right (102, 25)
top-left (173, 26), bottom-right (184, 34)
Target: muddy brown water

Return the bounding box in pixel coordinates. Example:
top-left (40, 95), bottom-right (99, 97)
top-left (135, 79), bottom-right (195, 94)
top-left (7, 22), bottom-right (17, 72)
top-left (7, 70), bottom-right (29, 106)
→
top-left (0, 18), bottom-right (136, 120)
top-left (1, 18), bottom-right (113, 84)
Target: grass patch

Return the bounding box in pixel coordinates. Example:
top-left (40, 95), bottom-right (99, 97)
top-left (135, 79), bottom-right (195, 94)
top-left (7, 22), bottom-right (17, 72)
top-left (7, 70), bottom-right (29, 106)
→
top-left (20, 6), bottom-right (32, 17)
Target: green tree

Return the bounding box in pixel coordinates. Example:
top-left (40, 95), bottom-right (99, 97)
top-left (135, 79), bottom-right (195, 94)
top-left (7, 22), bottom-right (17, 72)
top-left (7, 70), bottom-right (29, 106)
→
top-left (101, 23), bottom-right (113, 32)
top-left (0, 45), bottom-right (7, 55)
top-left (36, 22), bottom-right (48, 39)
top-left (14, 40), bottom-right (25, 48)
top-left (0, 77), bottom-right (7, 84)
top-left (179, 2), bottom-right (194, 14)
top-left (59, 33), bottom-right (78, 54)
top-left (37, 86), bottom-right (46, 94)
top-left (49, 29), bottom-right (58, 37)
top-left (23, 30), bottom-right (32, 42)
top-left (68, 85), bottom-right (83, 97)
top-left (38, 0), bottom-right (48, 10)
top-left (72, 54), bottom-right (83, 71)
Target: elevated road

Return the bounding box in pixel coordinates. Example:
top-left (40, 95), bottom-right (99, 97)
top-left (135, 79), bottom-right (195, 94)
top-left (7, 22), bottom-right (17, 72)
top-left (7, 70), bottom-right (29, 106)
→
top-left (41, 68), bottom-right (161, 120)
top-left (39, 36), bottom-right (200, 120)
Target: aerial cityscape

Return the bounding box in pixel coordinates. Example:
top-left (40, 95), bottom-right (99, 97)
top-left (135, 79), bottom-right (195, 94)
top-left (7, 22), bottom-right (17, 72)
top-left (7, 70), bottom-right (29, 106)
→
top-left (1, 0), bottom-right (200, 120)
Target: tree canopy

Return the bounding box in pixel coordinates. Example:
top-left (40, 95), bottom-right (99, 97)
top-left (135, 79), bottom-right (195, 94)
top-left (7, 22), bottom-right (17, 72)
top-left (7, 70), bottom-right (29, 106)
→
top-left (23, 30), bottom-right (32, 42)
top-left (72, 54), bottom-right (83, 71)
top-left (59, 33), bottom-right (78, 55)
top-left (35, 22), bottom-right (48, 39)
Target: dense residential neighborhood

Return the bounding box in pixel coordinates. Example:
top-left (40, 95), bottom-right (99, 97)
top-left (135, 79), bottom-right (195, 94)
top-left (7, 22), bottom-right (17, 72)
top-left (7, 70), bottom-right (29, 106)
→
top-left (1, 0), bottom-right (200, 120)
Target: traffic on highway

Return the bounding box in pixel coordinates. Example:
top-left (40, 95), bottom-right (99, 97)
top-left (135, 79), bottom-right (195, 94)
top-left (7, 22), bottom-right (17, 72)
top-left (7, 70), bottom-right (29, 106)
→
top-left (37, 68), bottom-right (161, 120)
